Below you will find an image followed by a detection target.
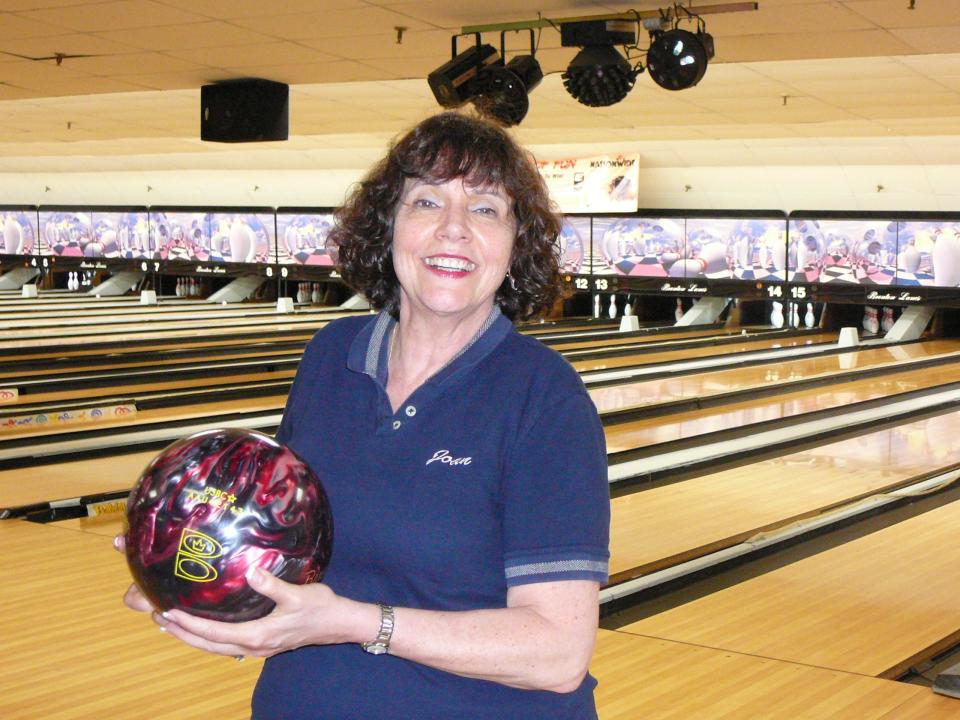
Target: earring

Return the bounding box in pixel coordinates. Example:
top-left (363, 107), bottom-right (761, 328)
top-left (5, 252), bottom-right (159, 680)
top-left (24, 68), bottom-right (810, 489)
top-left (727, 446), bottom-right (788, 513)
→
top-left (506, 273), bottom-right (516, 291)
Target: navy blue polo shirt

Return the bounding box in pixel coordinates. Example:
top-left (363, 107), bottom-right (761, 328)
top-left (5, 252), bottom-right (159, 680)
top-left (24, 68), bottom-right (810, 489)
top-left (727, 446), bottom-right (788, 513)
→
top-left (252, 308), bottom-right (610, 720)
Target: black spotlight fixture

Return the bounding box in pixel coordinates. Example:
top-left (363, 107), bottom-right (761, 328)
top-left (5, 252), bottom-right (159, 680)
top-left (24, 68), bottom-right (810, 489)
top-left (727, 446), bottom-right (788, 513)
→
top-left (559, 20), bottom-right (639, 108)
top-left (471, 31), bottom-right (542, 126)
top-left (429, 31), bottom-right (542, 126)
top-left (428, 35), bottom-right (500, 108)
top-left (646, 26), bottom-right (714, 91)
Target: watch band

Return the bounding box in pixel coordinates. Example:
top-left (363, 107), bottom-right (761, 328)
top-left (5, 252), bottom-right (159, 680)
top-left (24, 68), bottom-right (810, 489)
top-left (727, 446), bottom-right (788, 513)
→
top-left (361, 603), bottom-right (395, 655)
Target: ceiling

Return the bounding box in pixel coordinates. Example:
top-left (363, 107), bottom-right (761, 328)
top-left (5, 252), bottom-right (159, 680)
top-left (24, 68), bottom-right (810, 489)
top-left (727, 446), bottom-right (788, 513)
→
top-left (1, 0), bottom-right (959, 172)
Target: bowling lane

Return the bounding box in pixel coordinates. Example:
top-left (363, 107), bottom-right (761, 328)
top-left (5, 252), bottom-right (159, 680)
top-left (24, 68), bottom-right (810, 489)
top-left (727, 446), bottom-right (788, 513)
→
top-left (0, 345), bottom-right (305, 381)
top-left (590, 338), bottom-right (960, 417)
top-left (608, 405), bottom-right (960, 583)
top-left (571, 331), bottom-right (837, 372)
top-left (0, 313), bottom-right (352, 352)
top-left (0, 519), bottom-right (264, 720)
top-left (0, 366), bottom-right (296, 410)
top-left (604, 345), bottom-right (960, 453)
top-left (591, 630), bottom-right (958, 720)
top-left (617, 496), bottom-right (960, 680)
top-left (11, 519), bottom-right (955, 720)
top-left (546, 325), bottom-right (733, 351)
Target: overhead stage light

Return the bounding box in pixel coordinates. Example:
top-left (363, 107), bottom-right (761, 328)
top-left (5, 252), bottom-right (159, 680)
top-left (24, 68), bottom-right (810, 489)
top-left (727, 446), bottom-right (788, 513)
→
top-left (428, 32), bottom-right (542, 126)
top-left (559, 20), bottom-right (639, 108)
top-left (562, 45), bottom-right (637, 107)
top-left (473, 54), bottom-right (543, 126)
top-left (427, 38), bottom-right (499, 108)
top-left (646, 28), bottom-right (714, 91)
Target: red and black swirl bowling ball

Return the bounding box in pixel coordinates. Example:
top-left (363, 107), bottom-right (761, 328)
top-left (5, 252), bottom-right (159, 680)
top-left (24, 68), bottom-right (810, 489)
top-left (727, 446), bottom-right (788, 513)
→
top-left (125, 428), bottom-right (333, 622)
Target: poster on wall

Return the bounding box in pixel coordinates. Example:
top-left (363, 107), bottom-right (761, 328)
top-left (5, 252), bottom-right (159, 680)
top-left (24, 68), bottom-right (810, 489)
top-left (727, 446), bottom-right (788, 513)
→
top-left (0, 208), bottom-right (38, 256)
top-left (275, 211), bottom-right (336, 266)
top-left (591, 215), bottom-right (683, 277)
top-left (150, 210), bottom-right (274, 264)
top-left (40, 208), bottom-right (149, 259)
top-left (537, 154), bottom-right (639, 213)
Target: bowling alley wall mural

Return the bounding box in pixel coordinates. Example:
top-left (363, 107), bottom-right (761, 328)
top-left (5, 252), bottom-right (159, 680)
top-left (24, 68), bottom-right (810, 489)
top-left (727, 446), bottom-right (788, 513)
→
top-left (275, 211), bottom-right (336, 266)
top-left (787, 216), bottom-right (960, 288)
top-left (590, 214), bottom-right (786, 280)
top-left (39, 208), bottom-right (149, 259)
top-left (0, 208), bottom-right (37, 256)
top-left (149, 209), bottom-right (274, 264)
top-left (5, 203), bottom-right (960, 293)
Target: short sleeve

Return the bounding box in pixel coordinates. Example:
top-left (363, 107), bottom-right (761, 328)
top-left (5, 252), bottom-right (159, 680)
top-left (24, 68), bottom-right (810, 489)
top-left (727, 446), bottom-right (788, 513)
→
top-left (501, 387), bottom-right (610, 587)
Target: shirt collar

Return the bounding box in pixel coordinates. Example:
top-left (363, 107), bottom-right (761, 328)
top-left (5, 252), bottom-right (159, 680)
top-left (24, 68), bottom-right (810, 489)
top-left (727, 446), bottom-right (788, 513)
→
top-left (347, 306), bottom-right (511, 387)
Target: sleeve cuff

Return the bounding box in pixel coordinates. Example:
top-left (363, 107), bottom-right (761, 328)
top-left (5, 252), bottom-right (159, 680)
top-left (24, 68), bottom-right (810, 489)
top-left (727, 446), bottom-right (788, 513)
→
top-left (504, 551), bottom-right (609, 587)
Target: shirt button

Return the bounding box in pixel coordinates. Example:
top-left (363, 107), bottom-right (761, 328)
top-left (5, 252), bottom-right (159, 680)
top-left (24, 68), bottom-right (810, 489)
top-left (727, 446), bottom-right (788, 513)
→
top-left (392, 420), bottom-right (401, 430)
top-left (405, 405), bottom-right (416, 417)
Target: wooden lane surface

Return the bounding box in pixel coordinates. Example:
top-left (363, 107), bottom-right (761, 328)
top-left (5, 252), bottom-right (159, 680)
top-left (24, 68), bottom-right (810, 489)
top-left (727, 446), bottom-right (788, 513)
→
top-left (4, 339), bottom-right (958, 499)
top-left (0, 518), bottom-right (263, 720)
top-left (0, 450), bottom-right (161, 508)
top-left (608, 406), bottom-right (960, 582)
top-left (618, 497), bottom-right (960, 680)
top-left (0, 327), bottom-right (321, 362)
top-left (0, 345), bottom-right (305, 380)
top-left (604, 342), bottom-right (960, 453)
top-left (546, 325), bottom-right (730, 351)
top-left (0, 313), bottom-right (351, 352)
top-left (0, 308), bottom-right (353, 340)
top-left (593, 630), bottom-right (959, 720)
top-left (0, 300), bottom-right (280, 320)
top-left (572, 331), bottom-right (837, 372)
top-left (5, 367), bottom-right (296, 408)
top-left (2, 517), bottom-right (956, 719)
top-left (591, 338), bottom-right (960, 417)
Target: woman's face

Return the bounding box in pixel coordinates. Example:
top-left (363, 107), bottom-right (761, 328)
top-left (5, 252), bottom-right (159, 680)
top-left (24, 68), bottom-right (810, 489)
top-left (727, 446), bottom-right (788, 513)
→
top-left (392, 177), bottom-right (516, 324)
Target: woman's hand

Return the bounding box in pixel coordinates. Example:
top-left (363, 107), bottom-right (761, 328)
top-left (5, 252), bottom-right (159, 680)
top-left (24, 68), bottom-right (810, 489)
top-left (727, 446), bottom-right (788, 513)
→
top-left (156, 568), bottom-right (376, 659)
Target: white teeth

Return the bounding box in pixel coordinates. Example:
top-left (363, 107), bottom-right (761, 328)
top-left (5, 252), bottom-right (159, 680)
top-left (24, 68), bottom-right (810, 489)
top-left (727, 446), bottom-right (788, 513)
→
top-left (424, 257), bottom-right (476, 272)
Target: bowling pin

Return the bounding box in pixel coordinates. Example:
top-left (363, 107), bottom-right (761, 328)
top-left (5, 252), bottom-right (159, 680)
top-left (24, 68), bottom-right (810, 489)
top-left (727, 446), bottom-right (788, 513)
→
top-left (312, 283), bottom-right (320, 304)
top-left (593, 294), bottom-right (601, 319)
top-left (623, 295), bottom-right (633, 317)
top-left (770, 301), bottom-right (784, 328)
top-left (881, 306), bottom-right (895, 333)
top-left (933, 231), bottom-right (960, 287)
top-left (898, 243), bottom-right (921, 274)
top-left (175, 278), bottom-right (182, 296)
top-left (791, 303), bottom-right (800, 328)
top-left (771, 241), bottom-right (786, 272)
top-left (608, 295), bottom-right (618, 319)
top-left (804, 303), bottom-right (815, 328)
top-left (796, 238), bottom-right (809, 271)
top-left (675, 298), bottom-right (684, 322)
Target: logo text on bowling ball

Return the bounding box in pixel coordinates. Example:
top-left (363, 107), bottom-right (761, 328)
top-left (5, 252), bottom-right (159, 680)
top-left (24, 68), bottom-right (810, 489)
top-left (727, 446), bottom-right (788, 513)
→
top-left (175, 529), bottom-right (223, 583)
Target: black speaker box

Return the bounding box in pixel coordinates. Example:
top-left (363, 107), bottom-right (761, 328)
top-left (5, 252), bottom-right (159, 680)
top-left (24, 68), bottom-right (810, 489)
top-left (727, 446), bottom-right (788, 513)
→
top-left (201, 79), bottom-right (289, 143)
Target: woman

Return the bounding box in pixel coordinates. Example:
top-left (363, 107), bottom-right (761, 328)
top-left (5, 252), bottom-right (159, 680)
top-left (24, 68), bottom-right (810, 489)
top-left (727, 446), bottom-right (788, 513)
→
top-left (122, 111), bottom-right (610, 718)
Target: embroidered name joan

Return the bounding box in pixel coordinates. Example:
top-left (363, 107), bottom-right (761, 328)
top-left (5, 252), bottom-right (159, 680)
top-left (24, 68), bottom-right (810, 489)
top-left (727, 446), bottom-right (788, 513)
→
top-left (426, 449), bottom-right (472, 466)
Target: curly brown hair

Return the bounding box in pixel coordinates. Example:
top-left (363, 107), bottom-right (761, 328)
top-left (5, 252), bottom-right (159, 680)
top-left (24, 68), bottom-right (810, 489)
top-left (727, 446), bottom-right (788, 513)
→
top-left (329, 111), bottom-right (563, 321)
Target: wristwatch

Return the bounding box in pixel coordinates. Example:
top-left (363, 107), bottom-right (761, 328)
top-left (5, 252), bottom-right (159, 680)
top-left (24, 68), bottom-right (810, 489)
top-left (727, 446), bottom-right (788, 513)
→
top-left (362, 603), bottom-right (395, 655)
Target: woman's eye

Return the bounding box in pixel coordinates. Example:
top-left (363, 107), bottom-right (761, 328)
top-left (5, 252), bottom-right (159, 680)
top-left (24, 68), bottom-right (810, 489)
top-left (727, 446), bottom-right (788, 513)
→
top-left (473, 206), bottom-right (497, 216)
top-left (413, 198), bottom-right (438, 208)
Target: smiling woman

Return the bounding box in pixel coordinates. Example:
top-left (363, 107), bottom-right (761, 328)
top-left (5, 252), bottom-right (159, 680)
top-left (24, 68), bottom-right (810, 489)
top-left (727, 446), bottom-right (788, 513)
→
top-left (333, 111), bottom-right (563, 323)
top-left (121, 112), bottom-right (611, 720)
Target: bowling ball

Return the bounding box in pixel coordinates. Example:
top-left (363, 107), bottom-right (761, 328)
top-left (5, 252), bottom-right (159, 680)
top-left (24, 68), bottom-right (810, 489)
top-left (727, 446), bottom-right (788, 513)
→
top-left (125, 428), bottom-right (333, 622)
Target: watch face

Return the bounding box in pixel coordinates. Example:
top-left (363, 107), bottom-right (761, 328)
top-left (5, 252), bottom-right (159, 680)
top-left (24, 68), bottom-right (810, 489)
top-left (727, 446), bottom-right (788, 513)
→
top-left (364, 643), bottom-right (387, 655)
